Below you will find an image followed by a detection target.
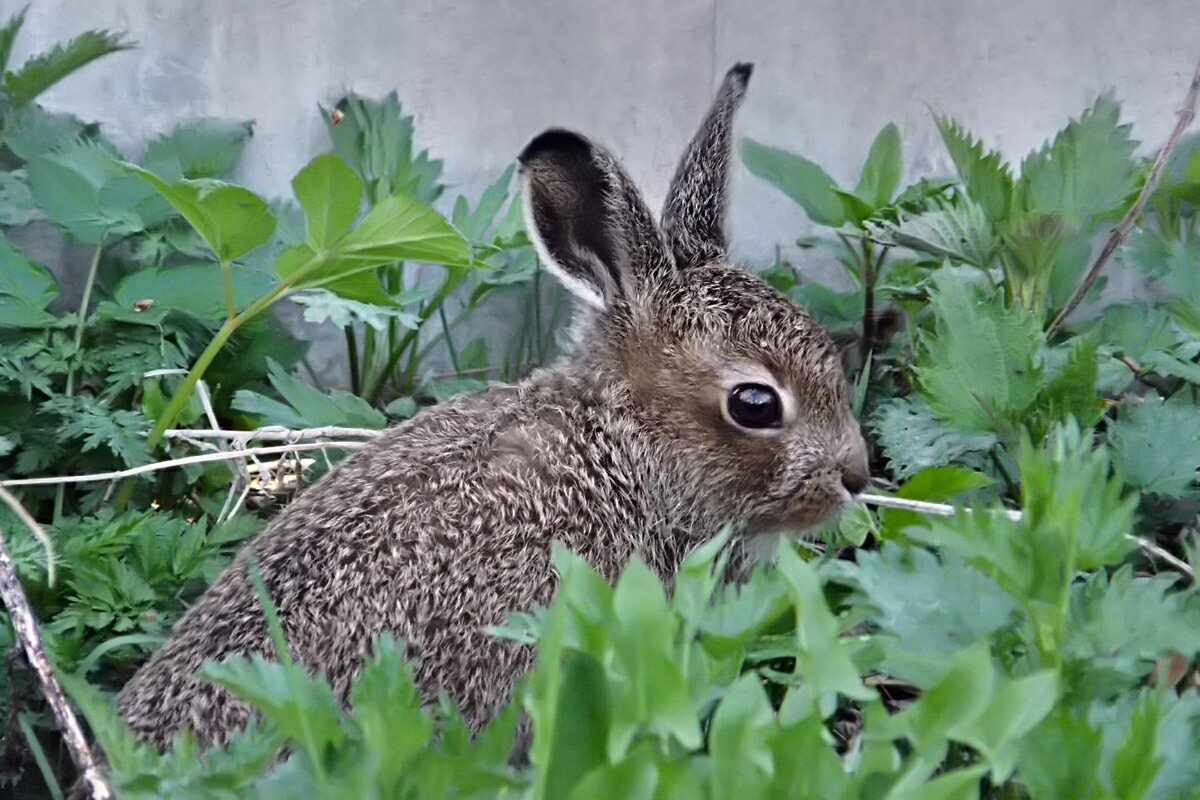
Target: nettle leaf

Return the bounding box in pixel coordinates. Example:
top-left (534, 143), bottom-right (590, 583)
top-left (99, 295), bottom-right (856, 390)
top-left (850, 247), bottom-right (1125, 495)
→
top-left (831, 544), bottom-right (1016, 686)
top-left (1108, 393), bottom-right (1200, 497)
top-left (740, 137), bottom-right (845, 227)
top-left (1030, 338), bottom-right (1104, 440)
top-left (1064, 568), bottom-right (1200, 701)
top-left (291, 153), bottom-right (363, 250)
top-left (292, 289), bottom-right (419, 332)
top-left (855, 123), bottom-right (903, 208)
top-left (0, 169), bottom-right (44, 225)
top-left (143, 119), bottom-right (254, 180)
top-left (27, 138), bottom-right (165, 243)
top-left (122, 164), bottom-right (276, 263)
top-left (867, 197), bottom-right (997, 269)
top-left (232, 358), bottom-right (386, 429)
top-left (0, 230), bottom-right (58, 327)
top-left (916, 274), bottom-right (1045, 435)
top-left (1019, 94), bottom-right (1138, 225)
top-left (870, 395), bottom-right (997, 479)
top-left (113, 262), bottom-right (276, 322)
top-left (1, 28), bottom-right (131, 108)
top-left (935, 114), bottom-right (1015, 223)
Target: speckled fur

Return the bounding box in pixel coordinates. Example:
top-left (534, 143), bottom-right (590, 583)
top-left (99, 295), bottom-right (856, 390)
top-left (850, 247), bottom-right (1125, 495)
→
top-left (117, 63), bottom-right (868, 750)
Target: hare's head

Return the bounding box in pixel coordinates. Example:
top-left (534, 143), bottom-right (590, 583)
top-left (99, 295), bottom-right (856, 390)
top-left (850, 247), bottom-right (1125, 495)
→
top-left (519, 64), bottom-right (867, 533)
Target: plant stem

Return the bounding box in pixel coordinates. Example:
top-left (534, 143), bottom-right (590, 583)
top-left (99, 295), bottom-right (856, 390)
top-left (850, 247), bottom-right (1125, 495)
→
top-left (1046, 51), bottom-right (1200, 337)
top-left (54, 240), bottom-right (104, 521)
top-left (220, 259), bottom-right (236, 322)
top-left (860, 240), bottom-right (876, 362)
top-left (345, 326), bottom-right (360, 396)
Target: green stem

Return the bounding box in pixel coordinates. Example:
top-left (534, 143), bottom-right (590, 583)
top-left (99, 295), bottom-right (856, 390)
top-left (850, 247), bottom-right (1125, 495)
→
top-left (54, 240), bottom-right (104, 520)
top-left (220, 259), bottom-right (236, 322)
top-left (0, 113), bottom-right (15, 156)
top-left (345, 326), bottom-right (361, 396)
top-left (438, 307), bottom-right (461, 373)
top-left (367, 269), bottom-right (467, 401)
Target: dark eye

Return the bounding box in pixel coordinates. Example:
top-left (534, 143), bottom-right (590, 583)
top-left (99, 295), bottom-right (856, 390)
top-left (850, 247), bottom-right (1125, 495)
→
top-left (727, 383), bottom-right (782, 429)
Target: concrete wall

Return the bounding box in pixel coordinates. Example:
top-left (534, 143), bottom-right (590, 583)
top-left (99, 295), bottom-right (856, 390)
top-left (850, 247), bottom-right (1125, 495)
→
top-left (12, 0), bottom-right (1200, 375)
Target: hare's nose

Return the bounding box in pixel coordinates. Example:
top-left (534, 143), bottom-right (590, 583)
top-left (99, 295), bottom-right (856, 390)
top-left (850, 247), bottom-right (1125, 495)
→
top-left (840, 467), bottom-right (868, 495)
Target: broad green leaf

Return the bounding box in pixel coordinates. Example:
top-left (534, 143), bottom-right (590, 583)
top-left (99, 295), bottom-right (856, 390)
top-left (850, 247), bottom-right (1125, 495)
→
top-left (789, 281), bottom-right (863, 331)
top-left (143, 119), bottom-right (254, 179)
top-left (916, 274), bottom-right (1044, 435)
top-left (1019, 95), bottom-right (1138, 225)
top-left (741, 137), bottom-right (846, 227)
top-left (122, 164), bottom-right (276, 263)
top-left (4, 105), bottom-right (90, 161)
top-left (878, 465), bottom-right (995, 536)
top-left (855, 123), bottom-right (903, 208)
top-left (349, 635), bottom-right (431, 785)
top-left (1109, 393), bottom-right (1200, 497)
top-left (232, 358), bottom-right (387, 429)
top-left (340, 191), bottom-right (470, 266)
top-left (291, 153), bottom-right (363, 249)
top-left (708, 674), bottom-right (775, 800)
top-left (542, 652), bottom-right (611, 800)
top-left (935, 114), bottom-right (1014, 223)
top-left (567, 747), bottom-right (658, 800)
top-left (27, 138), bottom-right (165, 243)
top-left (1031, 338), bottom-right (1103, 441)
top-left (0, 169), bottom-right (43, 225)
top-left (1, 28), bottom-right (131, 108)
top-left (0, 231), bottom-right (58, 327)
top-left (113, 262), bottom-right (276, 322)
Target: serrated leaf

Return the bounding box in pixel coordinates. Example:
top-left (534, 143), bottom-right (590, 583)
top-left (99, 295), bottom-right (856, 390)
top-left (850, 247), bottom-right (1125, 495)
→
top-left (741, 137), bottom-right (846, 227)
top-left (1109, 393), bottom-right (1200, 497)
top-left (867, 198), bottom-right (997, 269)
top-left (0, 169), bottom-right (43, 224)
top-left (916, 273), bottom-right (1045, 434)
top-left (291, 153), bottom-right (362, 250)
top-left (935, 114), bottom-right (1015, 223)
top-left (0, 6), bottom-right (25, 75)
top-left (339, 191), bottom-right (470, 266)
top-left (1019, 95), bottom-right (1138, 225)
top-left (1, 28), bottom-right (131, 108)
top-left (143, 119), bottom-right (253, 179)
top-left (122, 164), bottom-right (276, 263)
top-left (870, 396), bottom-right (997, 479)
top-left (855, 123), bottom-right (903, 208)
top-left (292, 289), bottom-right (418, 332)
top-left (232, 358), bottom-right (386, 429)
top-left (4, 104), bottom-right (90, 161)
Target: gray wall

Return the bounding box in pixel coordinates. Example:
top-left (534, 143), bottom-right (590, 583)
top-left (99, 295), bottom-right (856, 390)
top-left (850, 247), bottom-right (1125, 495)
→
top-left (13, 0), bottom-right (1200, 375)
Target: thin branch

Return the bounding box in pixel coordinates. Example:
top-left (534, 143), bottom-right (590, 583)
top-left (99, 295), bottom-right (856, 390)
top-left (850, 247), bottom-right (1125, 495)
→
top-left (0, 489), bottom-right (112, 800)
top-left (1047, 52), bottom-right (1200, 337)
top-left (859, 492), bottom-right (1195, 581)
top-left (162, 425), bottom-right (384, 444)
top-left (0, 442), bottom-right (366, 489)
top-left (0, 486), bottom-right (55, 586)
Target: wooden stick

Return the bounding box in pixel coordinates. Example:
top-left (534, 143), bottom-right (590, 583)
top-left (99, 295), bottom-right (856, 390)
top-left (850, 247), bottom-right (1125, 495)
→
top-left (1047, 52), bottom-right (1200, 337)
top-left (0, 488), bottom-right (112, 800)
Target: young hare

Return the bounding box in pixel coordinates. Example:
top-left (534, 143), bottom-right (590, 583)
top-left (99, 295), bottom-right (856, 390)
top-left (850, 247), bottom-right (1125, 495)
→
top-left (118, 63), bottom-right (869, 749)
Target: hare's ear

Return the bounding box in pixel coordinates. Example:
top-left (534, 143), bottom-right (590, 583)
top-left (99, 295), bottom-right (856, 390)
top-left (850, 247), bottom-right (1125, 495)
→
top-left (519, 129), bottom-right (670, 310)
top-left (661, 63), bottom-right (753, 269)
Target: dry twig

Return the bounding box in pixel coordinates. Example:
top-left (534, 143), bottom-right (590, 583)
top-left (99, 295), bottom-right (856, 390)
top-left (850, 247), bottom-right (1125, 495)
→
top-left (1047, 52), bottom-right (1200, 337)
top-left (0, 487), bottom-right (112, 800)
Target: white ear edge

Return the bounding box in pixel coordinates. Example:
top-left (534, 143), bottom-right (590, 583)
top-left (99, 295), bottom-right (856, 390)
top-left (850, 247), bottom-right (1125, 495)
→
top-left (521, 185), bottom-right (607, 311)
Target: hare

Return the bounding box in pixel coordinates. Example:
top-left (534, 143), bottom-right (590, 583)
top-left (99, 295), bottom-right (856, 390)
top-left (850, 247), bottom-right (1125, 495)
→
top-left (117, 63), bottom-right (869, 750)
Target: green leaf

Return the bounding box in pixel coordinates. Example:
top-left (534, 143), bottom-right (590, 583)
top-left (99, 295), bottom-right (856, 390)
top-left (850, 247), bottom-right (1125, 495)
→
top-left (4, 104), bottom-right (90, 161)
top-left (935, 114), bottom-right (1014, 223)
top-left (867, 198), bottom-right (997, 269)
top-left (292, 289), bottom-right (419, 332)
top-left (348, 635), bottom-right (431, 785)
top-left (0, 6), bottom-right (26, 75)
top-left (833, 544), bottom-right (1016, 686)
top-left (0, 230), bottom-right (57, 327)
top-left (339, 192), bottom-right (470, 266)
top-left (1109, 393), bottom-right (1200, 497)
top-left (542, 652), bottom-right (611, 800)
top-left (113, 262), bottom-right (276, 322)
top-left (855, 123), bottom-right (903, 208)
top-left (741, 137), bottom-right (846, 227)
top-left (1031, 338), bottom-right (1103, 440)
top-left (1019, 94), bottom-right (1138, 225)
top-left (1, 28), bottom-right (132, 108)
top-left (232, 358), bottom-right (386, 429)
top-left (878, 465), bottom-right (995, 537)
top-left (291, 154), bottom-right (363, 250)
top-left (708, 674), bottom-right (775, 800)
top-left (143, 119), bottom-right (253, 179)
top-left (27, 138), bottom-right (165, 243)
top-left (870, 396), bottom-right (997, 479)
top-left (788, 281), bottom-right (863, 331)
top-left (916, 274), bottom-right (1045, 435)
top-left (121, 164), bottom-right (276, 263)
top-left (0, 169), bottom-right (43, 224)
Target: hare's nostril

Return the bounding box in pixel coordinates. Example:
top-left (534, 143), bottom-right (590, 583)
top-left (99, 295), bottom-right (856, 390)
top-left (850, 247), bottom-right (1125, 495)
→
top-left (840, 468), bottom-right (868, 496)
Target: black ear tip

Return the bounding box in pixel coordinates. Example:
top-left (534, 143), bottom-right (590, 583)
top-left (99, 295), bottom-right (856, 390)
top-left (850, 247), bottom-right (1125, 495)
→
top-left (728, 62), bottom-right (754, 84)
top-left (519, 128), bottom-right (591, 166)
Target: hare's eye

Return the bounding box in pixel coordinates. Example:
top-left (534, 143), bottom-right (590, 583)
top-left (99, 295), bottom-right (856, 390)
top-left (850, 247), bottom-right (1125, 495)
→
top-left (727, 383), bottom-right (782, 429)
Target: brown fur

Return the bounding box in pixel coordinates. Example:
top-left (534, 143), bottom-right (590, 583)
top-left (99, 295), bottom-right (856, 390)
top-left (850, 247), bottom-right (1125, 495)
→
top-left (117, 63), bottom-right (868, 749)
